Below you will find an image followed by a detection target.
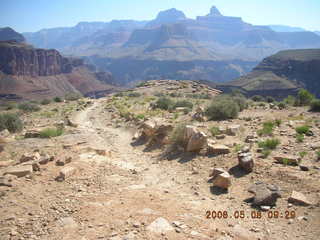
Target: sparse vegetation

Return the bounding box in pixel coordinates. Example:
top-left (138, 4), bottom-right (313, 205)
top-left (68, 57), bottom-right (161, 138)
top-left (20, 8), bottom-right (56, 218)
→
top-left (209, 126), bottom-right (220, 136)
top-left (0, 113), bottom-right (23, 133)
top-left (310, 99), bottom-right (320, 112)
top-left (277, 102), bottom-right (287, 109)
top-left (232, 95), bottom-right (248, 111)
top-left (153, 97), bottom-right (174, 110)
top-left (295, 89), bottom-right (314, 106)
top-left (295, 125), bottom-right (310, 135)
top-left (170, 123), bottom-right (187, 146)
top-left (258, 138), bottom-right (280, 150)
top-left (258, 121), bottom-right (275, 136)
top-left (316, 151), bottom-right (320, 160)
top-left (127, 92), bottom-right (141, 97)
top-left (53, 97), bottom-right (63, 102)
top-left (284, 95), bottom-right (296, 106)
top-left (266, 96), bottom-right (275, 103)
top-left (205, 95), bottom-right (240, 120)
top-left (296, 134), bottom-right (304, 143)
top-left (251, 95), bottom-right (265, 102)
top-left (299, 151), bottom-right (307, 158)
top-left (41, 99), bottom-right (51, 105)
top-left (274, 119), bottom-right (282, 127)
top-left (64, 92), bottom-right (83, 101)
top-left (18, 102), bottom-right (41, 112)
top-left (173, 100), bottom-right (193, 110)
top-left (39, 127), bottom-right (63, 138)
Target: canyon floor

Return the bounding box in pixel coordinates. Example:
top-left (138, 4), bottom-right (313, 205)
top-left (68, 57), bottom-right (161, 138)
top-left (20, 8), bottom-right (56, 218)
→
top-left (1, 81), bottom-right (320, 240)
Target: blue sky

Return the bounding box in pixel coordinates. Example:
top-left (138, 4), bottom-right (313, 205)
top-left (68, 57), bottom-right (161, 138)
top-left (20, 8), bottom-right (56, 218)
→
top-left (1, 0), bottom-right (319, 32)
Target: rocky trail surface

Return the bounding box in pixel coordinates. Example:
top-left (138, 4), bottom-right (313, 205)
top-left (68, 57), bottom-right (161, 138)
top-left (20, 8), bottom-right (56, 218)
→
top-left (1, 98), bottom-right (319, 240)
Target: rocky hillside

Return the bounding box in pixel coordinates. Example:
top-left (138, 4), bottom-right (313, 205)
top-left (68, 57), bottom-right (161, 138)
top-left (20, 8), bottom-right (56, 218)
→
top-left (224, 49), bottom-right (320, 98)
top-left (0, 27), bottom-right (25, 43)
top-left (22, 6), bottom-right (320, 86)
top-left (0, 80), bottom-right (319, 239)
top-left (0, 40), bottom-right (118, 100)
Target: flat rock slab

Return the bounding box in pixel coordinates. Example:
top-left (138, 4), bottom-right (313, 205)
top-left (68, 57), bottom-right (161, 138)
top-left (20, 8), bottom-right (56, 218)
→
top-left (288, 191), bottom-right (312, 206)
top-left (147, 217), bottom-right (174, 234)
top-left (4, 164), bottom-right (33, 178)
top-left (248, 182), bottom-right (281, 206)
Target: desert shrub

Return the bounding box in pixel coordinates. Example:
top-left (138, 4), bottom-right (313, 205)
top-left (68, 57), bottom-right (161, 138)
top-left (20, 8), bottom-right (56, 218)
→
top-left (114, 92), bottom-right (124, 97)
top-left (127, 92), bottom-right (141, 97)
top-left (261, 149), bottom-right (272, 158)
top-left (65, 92), bottom-right (83, 101)
top-left (18, 102), bottom-right (40, 112)
top-left (153, 97), bottom-right (174, 110)
top-left (210, 126), bottom-right (220, 136)
top-left (299, 151), bottom-right (307, 158)
top-left (174, 100), bottom-right (193, 110)
top-left (295, 125), bottom-right (310, 135)
top-left (296, 134), bottom-right (304, 143)
top-left (169, 92), bottom-right (182, 98)
top-left (232, 95), bottom-right (248, 111)
top-left (154, 92), bottom-right (165, 97)
top-left (53, 97), bottom-right (63, 102)
top-left (251, 95), bottom-right (265, 102)
top-left (284, 95), bottom-right (296, 106)
top-left (39, 127), bottom-right (63, 138)
top-left (136, 82), bottom-right (147, 87)
top-left (0, 113), bottom-right (23, 133)
top-left (205, 95), bottom-right (239, 120)
top-left (258, 138), bottom-right (280, 150)
top-left (277, 102), bottom-right (287, 109)
top-left (257, 121), bottom-right (275, 136)
top-left (170, 123), bottom-right (187, 146)
top-left (266, 96), bottom-right (275, 103)
top-left (135, 114), bottom-right (145, 120)
top-left (1, 102), bottom-right (17, 110)
top-left (310, 99), bottom-right (320, 112)
top-left (295, 89), bottom-right (314, 106)
top-left (274, 119), bottom-right (282, 127)
top-left (316, 151), bottom-right (320, 160)
top-left (41, 99), bottom-right (51, 105)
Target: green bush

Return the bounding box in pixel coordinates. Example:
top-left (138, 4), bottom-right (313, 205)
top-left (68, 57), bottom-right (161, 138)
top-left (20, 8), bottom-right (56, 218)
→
top-left (296, 134), bottom-right (304, 143)
top-left (251, 95), bottom-right (265, 102)
top-left (205, 95), bottom-right (239, 120)
top-left (0, 113), bottom-right (23, 133)
top-left (170, 123), bottom-right (187, 146)
top-left (316, 151), bottom-right (320, 160)
top-left (284, 95), bottom-right (296, 106)
top-left (277, 102), bottom-right (287, 109)
top-left (232, 95), bottom-right (248, 111)
top-left (39, 127), bottom-right (63, 138)
top-left (295, 125), bottom-right (310, 135)
top-left (1, 102), bottom-right (17, 110)
top-left (310, 99), bottom-right (320, 112)
top-left (274, 119), bottom-right (282, 127)
top-left (153, 97), bottom-right (174, 110)
top-left (41, 99), bottom-right (51, 105)
top-left (266, 96), bottom-right (275, 103)
top-left (299, 151), bottom-right (307, 158)
top-left (65, 92), bottom-right (83, 101)
top-left (295, 89), bottom-right (314, 106)
top-left (53, 97), bottom-right (63, 102)
top-left (258, 138), bottom-right (280, 150)
top-left (210, 126), bottom-right (220, 136)
top-left (174, 100), bottom-right (193, 110)
top-left (257, 121), bottom-right (275, 136)
top-left (18, 102), bottom-right (40, 112)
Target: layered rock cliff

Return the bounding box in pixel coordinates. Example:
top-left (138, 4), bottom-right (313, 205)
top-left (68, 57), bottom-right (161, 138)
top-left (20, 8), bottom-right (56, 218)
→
top-left (225, 49), bottom-right (320, 98)
top-left (0, 41), bottom-right (118, 100)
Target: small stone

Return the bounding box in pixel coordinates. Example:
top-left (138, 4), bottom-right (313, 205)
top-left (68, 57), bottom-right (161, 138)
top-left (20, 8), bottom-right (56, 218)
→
top-left (146, 217), bottom-right (174, 233)
top-left (208, 144), bottom-right (230, 154)
top-left (260, 206), bottom-right (271, 211)
top-left (58, 166), bottom-right (77, 181)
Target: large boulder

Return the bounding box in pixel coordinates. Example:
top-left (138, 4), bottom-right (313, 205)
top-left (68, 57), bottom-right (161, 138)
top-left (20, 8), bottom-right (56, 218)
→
top-left (248, 182), bottom-right (281, 206)
top-left (238, 151), bottom-right (254, 172)
top-left (141, 119), bottom-right (158, 137)
top-left (186, 131), bottom-right (207, 152)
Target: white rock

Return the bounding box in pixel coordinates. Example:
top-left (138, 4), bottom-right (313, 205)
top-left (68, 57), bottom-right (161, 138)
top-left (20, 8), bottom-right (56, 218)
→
top-left (147, 217), bottom-right (174, 233)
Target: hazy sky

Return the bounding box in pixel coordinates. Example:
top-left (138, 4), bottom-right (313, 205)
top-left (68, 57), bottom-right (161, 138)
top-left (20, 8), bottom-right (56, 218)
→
top-left (1, 0), bottom-right (319, 32)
